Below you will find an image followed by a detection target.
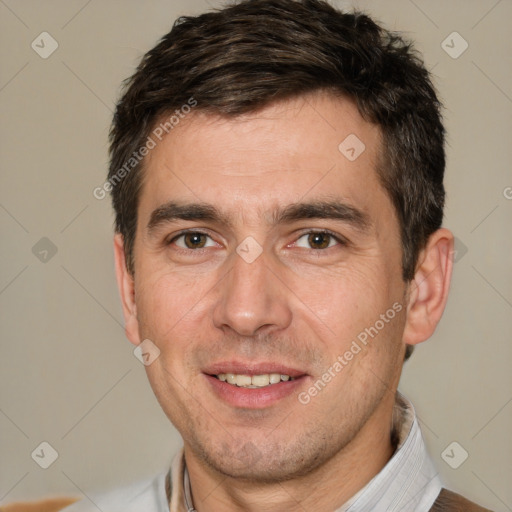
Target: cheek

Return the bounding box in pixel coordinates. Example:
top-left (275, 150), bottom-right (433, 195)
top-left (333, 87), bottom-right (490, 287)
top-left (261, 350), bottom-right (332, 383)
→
top-left (291, 262), bottom-right (387, 339)
top-left (136, 272), bottom-right (209, 414)
top-left (294, 266), bottom-right (405, 384)
top-left (134, 268), bottom-right (212, 345)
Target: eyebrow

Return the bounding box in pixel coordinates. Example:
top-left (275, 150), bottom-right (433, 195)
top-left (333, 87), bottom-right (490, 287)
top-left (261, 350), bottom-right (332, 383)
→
top-left (273, 201), bottom-right (370, 231)
top-left (146, 199), bottom-right (371, 235)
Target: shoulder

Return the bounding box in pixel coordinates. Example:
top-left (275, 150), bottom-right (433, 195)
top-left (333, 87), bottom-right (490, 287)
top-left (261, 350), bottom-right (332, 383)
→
top-left (430, 488), bottom-right (494, 512)
top-left (60, 472), bottom-right (168, 512)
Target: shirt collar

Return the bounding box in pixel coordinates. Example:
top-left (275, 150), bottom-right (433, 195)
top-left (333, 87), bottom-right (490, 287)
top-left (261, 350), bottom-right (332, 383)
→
top-left (167, 392), bottom-right (442, 512)
top-left (337, 392), bottom-right (442, 511)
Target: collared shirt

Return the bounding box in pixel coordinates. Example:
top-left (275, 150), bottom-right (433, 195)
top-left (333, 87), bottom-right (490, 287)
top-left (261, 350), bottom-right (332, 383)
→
top-left (61, 393), bottom-right (442, 512)
top-left (335, 393), bottom-right (442, 511)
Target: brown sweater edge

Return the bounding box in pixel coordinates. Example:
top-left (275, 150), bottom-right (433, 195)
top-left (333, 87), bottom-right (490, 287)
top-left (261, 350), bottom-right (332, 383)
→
top-left (429, 487), bottom-right (494, 512)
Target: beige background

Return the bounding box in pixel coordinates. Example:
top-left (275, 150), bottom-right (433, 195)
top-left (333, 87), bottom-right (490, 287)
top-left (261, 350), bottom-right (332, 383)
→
top-left (0, 0), bottom-right (511, 510)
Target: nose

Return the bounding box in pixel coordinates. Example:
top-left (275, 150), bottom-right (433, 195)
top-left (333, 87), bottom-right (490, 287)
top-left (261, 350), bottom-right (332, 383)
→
top-left (212, 249), bottom-right (293, 337)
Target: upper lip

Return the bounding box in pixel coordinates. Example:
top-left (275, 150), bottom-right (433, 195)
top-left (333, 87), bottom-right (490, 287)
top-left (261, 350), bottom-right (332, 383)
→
top-left (204, 361), bottom-right (307, 378)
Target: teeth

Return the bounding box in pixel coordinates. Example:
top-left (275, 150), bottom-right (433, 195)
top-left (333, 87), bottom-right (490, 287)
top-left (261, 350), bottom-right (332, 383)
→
top-left (236, 374), bottom-right (252, 387)
top-left (269, 373), bottom-right (281, 384)
top-left (216, 373), bottom-right (294, 388)
top-left (252, 374), bottom-right (270, 387)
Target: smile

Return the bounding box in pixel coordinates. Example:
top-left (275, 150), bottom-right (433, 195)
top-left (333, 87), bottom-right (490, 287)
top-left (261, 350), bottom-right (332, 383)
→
top-left (215, 373), bottom-right (295, 388)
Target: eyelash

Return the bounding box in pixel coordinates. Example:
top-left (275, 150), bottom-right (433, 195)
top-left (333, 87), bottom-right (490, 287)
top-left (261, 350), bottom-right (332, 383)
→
top-left (167, 229), bottom-right (347, 253)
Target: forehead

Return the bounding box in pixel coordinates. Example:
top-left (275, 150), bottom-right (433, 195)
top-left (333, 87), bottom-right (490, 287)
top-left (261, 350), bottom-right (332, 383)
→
top-left (139, 92), bottom-right (390, 227)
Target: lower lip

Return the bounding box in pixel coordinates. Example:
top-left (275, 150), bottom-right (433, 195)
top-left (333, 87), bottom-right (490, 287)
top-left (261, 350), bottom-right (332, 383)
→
top-left (205, 374), bottom-right (307, 409)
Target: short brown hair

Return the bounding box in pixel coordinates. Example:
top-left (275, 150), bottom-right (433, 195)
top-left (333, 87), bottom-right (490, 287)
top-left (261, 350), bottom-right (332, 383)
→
top-left (109, 0), bottom-right (445, 284)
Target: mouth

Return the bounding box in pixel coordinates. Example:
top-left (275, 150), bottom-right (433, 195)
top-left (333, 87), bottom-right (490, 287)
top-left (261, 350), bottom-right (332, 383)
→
top-left (203, 362), bottom-right (308, 408)
top-left (214, 372), bottom-right (296, 388)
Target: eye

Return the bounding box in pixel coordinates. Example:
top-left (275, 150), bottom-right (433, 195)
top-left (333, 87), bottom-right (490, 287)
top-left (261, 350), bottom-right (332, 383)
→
top-left (294, 231), bottom-right (343, 250)
top-left (170, 231), bottom-right (217, 250)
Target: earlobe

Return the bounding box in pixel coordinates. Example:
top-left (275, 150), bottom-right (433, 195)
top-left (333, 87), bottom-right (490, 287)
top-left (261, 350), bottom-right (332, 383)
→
top-left (113, 234), bottom-right (141, 346)
top-left (403, 228), bottom-right (454, 346)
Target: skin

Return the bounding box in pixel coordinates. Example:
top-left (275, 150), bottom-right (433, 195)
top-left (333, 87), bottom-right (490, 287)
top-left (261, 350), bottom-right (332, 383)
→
top-left (114, 92), bottom-right (454, 511)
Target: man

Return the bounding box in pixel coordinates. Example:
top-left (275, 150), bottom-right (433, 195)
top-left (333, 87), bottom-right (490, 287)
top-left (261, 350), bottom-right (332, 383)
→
top-left (64, 0), bottom-right (491, 510)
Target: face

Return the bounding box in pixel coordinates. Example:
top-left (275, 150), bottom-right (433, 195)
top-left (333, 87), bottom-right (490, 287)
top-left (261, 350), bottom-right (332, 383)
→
top-left (122, 92), bottom-right (409, 482)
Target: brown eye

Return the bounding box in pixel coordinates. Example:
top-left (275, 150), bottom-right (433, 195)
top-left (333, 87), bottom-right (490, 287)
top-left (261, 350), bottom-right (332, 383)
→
top-left (307, 232), bottom-right (333, 249)
top-left (293, 231), bottom-right (344, 250)
top-left (183, 233), bottom-right (207, 248)
top-left (172, 232), bottom-right (214, 250)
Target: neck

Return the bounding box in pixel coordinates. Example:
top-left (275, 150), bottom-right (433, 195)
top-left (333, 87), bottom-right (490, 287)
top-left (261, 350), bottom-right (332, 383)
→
top-left (184, 395), bottom-right (397, 512)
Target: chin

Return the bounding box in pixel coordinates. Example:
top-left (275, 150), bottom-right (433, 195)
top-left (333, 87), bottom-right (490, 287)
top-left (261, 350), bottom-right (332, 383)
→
top-left (193, 434), bottom-right (333, 484)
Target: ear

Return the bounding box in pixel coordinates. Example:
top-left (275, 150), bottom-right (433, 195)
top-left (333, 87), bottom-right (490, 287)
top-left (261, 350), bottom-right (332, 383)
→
top-left (113, 233), bottom-right (141, 346)
top-left (403, 228), bottom-right (454, 346)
